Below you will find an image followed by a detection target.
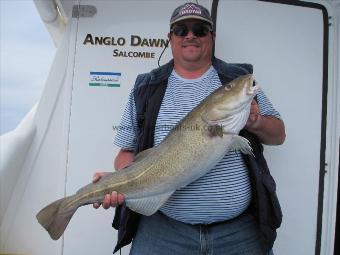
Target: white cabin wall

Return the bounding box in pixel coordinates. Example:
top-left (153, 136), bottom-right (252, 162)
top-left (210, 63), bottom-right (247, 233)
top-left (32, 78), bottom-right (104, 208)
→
top-left (0, 7), bottom-right (78, 254)
top-left (321, 1), bottom-right (340, 254)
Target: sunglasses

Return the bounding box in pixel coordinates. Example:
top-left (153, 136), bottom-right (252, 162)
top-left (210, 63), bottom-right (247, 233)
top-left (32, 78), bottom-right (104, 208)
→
top-left (170, 23), bottom-right (213, 37)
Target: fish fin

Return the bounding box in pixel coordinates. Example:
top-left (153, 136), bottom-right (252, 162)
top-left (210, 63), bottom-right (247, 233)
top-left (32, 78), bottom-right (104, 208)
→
top-left (133, 147), bottom-right (155, 163)
top-left (36, 196), bottom-right (78, 240)
top-left (126, 191), bottom-right (173, 216)
top-left (208, 124), bottom-right (223, 137)
top-left (230, 135), bottom-right (254, 156)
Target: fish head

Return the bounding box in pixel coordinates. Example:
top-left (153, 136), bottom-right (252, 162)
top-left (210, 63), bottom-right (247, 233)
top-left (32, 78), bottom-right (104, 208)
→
top-left (203, 74), bottom-right (259, 125)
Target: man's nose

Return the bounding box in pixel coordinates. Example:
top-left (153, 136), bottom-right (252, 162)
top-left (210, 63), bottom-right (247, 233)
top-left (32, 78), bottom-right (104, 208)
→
top-left (185, 29), bottom-right (196, 39)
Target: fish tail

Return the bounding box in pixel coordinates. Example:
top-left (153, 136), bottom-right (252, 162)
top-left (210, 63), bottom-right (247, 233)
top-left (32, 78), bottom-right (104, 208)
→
top-left (36, 195), bottom-right (77, 240)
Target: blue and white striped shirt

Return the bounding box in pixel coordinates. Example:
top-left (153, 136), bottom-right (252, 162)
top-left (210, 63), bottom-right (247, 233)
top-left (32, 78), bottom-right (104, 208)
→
top-left (114, 66), bottom-right (280, 224)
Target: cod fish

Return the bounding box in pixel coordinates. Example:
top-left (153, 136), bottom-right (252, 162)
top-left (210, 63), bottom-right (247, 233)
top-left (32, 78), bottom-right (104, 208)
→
top-left (36, 74), bottom-right (259, 240)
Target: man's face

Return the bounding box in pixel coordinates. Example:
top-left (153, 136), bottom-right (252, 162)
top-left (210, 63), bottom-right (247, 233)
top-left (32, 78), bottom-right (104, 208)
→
top-left (168, 19), bottom-right (215, 66)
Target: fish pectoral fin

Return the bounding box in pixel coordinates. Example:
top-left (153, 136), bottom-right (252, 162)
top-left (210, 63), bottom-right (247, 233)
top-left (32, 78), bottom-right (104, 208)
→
top-left (133, 147), bottom-right (155, 163)
top-left (208, 124), bottom-right (223, 137)
top-left (125, 191), bottom-right (173, 216)
top-left (230, 135), bottom-right (254, 156)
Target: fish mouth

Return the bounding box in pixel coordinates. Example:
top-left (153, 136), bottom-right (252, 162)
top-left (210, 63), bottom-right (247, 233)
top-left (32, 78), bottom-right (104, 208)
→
top-left (247, 82), bottom-right (259, 95)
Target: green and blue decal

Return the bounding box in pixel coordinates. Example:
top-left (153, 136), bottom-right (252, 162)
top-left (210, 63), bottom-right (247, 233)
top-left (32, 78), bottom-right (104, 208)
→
top-left (89, 72), bottom-right (121, 87)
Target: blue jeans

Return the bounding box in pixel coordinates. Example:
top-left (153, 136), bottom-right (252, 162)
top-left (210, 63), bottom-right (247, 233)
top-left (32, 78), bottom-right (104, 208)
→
top-left (130, 211), bottom-right (273, 255)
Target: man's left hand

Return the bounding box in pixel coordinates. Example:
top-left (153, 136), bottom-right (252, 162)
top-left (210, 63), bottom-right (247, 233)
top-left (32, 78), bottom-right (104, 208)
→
top-left (245, 100), bottom-right (262, 131)
top-left (244, 100), bottom-right (286, 145)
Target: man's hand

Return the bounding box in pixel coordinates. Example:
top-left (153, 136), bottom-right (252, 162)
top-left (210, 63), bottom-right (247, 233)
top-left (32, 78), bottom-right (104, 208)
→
top-left (92, 150), bottom-right (133, 209)
top-left (245, 100), bottom-right (262, 131)
top-left (92, 172), bottom-right (125, 209)
top-left (245, 100), bottom-right (286, 145)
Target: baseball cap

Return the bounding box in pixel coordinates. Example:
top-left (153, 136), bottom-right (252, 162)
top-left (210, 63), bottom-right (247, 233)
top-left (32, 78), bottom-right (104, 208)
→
top-left (170, 2), bottom-right (213, 27)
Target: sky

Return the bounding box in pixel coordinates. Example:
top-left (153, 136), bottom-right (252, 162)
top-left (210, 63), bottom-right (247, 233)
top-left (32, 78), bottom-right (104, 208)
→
top-left (0, 0), bottom-right (56, 134)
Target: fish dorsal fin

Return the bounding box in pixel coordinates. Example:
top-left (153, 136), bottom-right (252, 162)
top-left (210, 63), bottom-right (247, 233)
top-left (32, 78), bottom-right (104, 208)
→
top-left (133, 147), bottom-right (155, 163)
top-left (125, 191), bottom-right (173, 216)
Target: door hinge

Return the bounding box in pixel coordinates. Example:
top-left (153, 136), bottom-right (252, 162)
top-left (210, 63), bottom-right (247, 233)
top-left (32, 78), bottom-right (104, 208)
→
top-left (72, 5), bottom-right (97, 18)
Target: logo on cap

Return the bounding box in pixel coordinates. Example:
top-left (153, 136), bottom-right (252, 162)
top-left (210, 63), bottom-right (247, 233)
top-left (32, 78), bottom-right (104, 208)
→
top-left (180, 3), bottom-right (202, 16)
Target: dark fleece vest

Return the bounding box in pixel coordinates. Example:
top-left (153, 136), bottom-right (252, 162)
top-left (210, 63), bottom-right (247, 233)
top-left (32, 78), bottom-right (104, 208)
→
top-left (112, 58), bottom-right (282, 254)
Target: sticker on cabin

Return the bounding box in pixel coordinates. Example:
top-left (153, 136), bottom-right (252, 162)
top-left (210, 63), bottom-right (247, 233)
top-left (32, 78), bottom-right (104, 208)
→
top-left (89, 72), bottom-right (121, 87)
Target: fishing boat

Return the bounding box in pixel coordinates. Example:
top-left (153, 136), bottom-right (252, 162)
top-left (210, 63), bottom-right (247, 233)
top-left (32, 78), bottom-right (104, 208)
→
top-left (1, 0), bottom-right (339, 254)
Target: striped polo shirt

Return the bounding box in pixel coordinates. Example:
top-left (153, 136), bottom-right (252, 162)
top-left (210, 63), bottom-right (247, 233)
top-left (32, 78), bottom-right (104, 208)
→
top-left (114, 66), bottom-right (281, 224)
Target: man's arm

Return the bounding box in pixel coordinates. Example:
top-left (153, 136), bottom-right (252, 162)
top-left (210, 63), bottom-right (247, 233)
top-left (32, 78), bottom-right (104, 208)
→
top-left (245, 100), bottom-right (286, 145)
top-left (92, 149), bottom-right (134, 209)
top-left (114, 149), bottom-right (135, 170)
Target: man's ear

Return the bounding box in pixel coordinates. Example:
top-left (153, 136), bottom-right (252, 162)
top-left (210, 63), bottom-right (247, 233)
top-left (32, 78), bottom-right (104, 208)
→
top-left (167, 32), bottom-right (171, 40)
top-left (212, 31), bottom-right (216, 41)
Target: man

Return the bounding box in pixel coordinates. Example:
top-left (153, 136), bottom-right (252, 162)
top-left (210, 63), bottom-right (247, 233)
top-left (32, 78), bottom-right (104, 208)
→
top-left (93, 2), bottom-right (285, 255)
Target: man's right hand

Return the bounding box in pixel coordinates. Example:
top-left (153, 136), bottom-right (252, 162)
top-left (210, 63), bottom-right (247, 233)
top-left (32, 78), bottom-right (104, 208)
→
top-left (92, 149), bottom-right (133, 209)
top-left (92, 172), bottom-right (125, 209)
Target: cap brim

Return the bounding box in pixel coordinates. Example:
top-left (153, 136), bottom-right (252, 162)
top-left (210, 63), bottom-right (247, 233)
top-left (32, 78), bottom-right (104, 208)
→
top-left (170, 16), bottom-right (213, 26)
